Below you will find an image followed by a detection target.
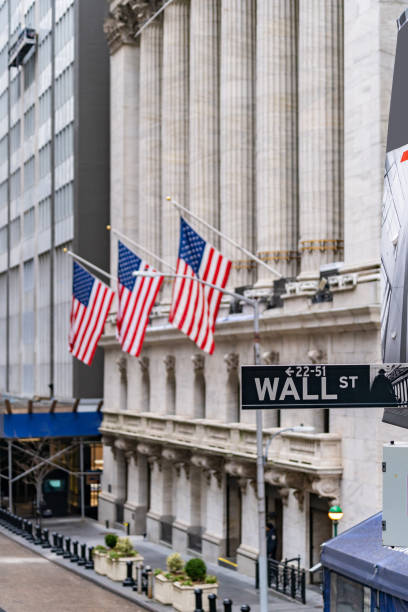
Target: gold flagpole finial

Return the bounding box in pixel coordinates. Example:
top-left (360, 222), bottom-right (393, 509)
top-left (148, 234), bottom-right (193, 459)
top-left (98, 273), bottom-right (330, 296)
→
top-left (63, 247), bottom-right (68, 253)
top-left (166, 196), bottom-right (171, 201)
top-left (106, 224), bottom-right (111, 230)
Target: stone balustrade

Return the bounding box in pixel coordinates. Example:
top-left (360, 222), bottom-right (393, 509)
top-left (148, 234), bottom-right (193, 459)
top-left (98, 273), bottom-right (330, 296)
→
top-left (101, 410), bottom-right (342, 476)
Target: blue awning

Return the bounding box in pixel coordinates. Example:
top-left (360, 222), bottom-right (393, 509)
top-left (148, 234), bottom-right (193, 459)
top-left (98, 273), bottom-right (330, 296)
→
top-left (321, 512), bottom-right (408, 601)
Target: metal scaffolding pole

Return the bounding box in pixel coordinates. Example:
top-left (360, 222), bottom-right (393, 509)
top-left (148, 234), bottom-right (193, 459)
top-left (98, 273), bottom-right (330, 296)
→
top-left (8, 440), bottom-right (12, 512)
top-left (80, 439), bottom-right (85, 520)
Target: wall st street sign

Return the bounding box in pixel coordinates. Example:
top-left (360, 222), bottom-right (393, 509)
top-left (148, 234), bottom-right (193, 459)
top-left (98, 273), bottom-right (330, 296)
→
top-left (241, 364), bottom-right (408, 410)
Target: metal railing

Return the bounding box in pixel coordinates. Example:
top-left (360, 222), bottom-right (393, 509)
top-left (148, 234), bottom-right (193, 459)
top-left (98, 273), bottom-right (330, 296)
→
top-left (160, 519), bottom-right (173, 545)
top-left (256, 556), bottom-right (306, 604)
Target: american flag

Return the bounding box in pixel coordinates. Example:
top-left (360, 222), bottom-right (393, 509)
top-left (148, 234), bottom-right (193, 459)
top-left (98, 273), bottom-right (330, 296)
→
top-left (117, 241), bottom-right (163, 357)
top-left (169, 217), bottom-right (231, 354)
top-left (69, 261), bottom-right (115, 365)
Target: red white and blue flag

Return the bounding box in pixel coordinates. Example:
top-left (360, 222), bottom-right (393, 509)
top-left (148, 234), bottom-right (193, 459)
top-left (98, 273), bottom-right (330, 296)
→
top-left (69, 262), bottom-right (114, 365)
top-left (169, 217), bottom-right (231, 354)
top-left (117, 241), bottom-right (163, 357)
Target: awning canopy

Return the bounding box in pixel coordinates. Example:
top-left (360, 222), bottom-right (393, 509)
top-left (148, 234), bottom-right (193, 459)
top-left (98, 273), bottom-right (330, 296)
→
top-left (321, 512), bottom-right (408, 601)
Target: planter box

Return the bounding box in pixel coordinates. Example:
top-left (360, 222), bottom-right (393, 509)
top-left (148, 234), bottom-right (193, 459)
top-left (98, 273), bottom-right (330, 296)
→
top-left (154, 574), bottom-right (174, 604)
top-left (93, 551), bottom-right (108, 576)
top-left (172, 582), bottom-right (218, 612)
top-left (106, 554), bottom-right (144, 582)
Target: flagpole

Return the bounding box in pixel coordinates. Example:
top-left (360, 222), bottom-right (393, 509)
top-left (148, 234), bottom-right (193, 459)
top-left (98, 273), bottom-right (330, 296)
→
top-left (63, 248), bottom-right (117, 282)
top-left (107, 225), bottom-right (176, 273)
top-left (134, 270), bottom-right (269, 612)
top-left (166, 196), bottom-right (283, 279)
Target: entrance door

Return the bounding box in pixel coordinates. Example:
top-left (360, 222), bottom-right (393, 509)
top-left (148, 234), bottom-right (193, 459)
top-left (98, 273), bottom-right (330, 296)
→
top-left (226, 475), bottom-right (242, 560)
top-left (265, 484), bottom-right (283, 561)
top-left (309, 494), bottom-right (332, 583)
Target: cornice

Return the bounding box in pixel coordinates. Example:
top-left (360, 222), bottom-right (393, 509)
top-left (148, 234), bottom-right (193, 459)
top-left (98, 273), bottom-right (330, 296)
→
top-left (104, 0), bottom-right (164, 54)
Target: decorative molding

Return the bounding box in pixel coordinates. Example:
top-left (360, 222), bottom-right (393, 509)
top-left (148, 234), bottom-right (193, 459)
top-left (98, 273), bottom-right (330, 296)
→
top-left (104, 1), bottom-right (163, 54)
top-left (262, 351), bottom-right (279, 365)
top-left (164, 354), bottom-right (175, 375)
top-left (293, 489), bottom-right (305, 512)
top-left (224, 352), bottom-right (239, 373)
top-left (310, 475), bottom-right (341, 506)
top-left (139, 355), bottom-right (150, 374)
top-left (258, 250), bottom-right (299, 263)
top-left (224, 460), bottom-right (255, 480)
top-left (299, 239), bottom-right (344, 254)
top-left (191, 354), bottom-right (205, 375)
top-left (116, 355), bottom-right (127, 384)
top-left (307, 349), bottom-right (326, 364)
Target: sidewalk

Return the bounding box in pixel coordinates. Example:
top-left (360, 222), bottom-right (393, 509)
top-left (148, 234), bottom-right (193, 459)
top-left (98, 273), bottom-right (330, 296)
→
top-left (1, 516), bottom-right (323, 611)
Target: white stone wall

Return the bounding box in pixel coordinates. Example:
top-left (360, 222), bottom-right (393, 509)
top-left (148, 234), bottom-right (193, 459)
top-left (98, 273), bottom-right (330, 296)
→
top-left (101, 0), bottom-right (408, 578)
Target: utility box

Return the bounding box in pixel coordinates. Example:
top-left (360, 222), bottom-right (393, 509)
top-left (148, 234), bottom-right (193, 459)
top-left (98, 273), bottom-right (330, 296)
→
top-left (382, 443), bottom-right (408, 546)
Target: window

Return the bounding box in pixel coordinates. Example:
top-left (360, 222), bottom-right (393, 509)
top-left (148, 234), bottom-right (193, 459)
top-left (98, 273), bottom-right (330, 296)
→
top-left (0, 46), bottom-right (7, 74)
top-left (23, 258), bottom-right (34, 292)
top-left (39, 197), bottom-right (50, 230)
top-left (55, 6), bottom-right (74, 54)
top-left (55, 64), bottom-right (73, 109)
top-left (10, 121), bottom-right (20, 155)
top-left (38, 33), bottom-right (51, 73)
top-left (0, 90), bottom-right (7, 122)
top-left (23, 207), bottom-right (35, 237)
top-left (24, 55), bottom-right (35, 91)
top-left (24, 156), bottom-right (35, 191)
top-left (0, 134), bottom-right (7, 161)
top-left (39, 0), bottom-right (51, 19)
top-left (0, 225), bottom-right (7, 253)
top-left (39, 89), bottom-right (51, 125)
top-left (55, 182), bottom-right (73, 221)
top-left (39, 143), bottom-right (50, 178)
top-left (55, 123), bottom-right (73, 166)
top-left (10, 75), bottom-right (20, 106)
top-left (24, 105), bottom-right (35, 139)
top-left (24, 3), bottom-right (35, 28)
top-left (10, 169), bottom-right (20, 201)
top-left (9, 217), bottom-right (20, 247)
top-left (0, 180), bottom-right (7, 210)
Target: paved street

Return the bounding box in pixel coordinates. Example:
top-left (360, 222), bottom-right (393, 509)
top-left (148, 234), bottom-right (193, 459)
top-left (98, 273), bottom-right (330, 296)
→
top-left (0, 533), bottom-right (143, 612)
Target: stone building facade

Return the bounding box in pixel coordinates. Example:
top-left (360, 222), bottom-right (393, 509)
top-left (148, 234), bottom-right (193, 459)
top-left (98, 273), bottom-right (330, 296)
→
top-left (99, 0), bottom-right (408, 578)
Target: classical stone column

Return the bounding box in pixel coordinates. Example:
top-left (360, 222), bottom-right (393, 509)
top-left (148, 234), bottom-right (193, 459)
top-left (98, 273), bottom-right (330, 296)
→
top-left (161, 0), bottom-right (189, 300)
top-left (256, 0), bottom-right (298, 285)
top-left (189, 0), bottom-right (219, 234)
top-left (202, 470), bottom-right (226, 564)
top-left (298, 0), bottom-right (343, 277)
top-left (138, 19), bottom-right (162, 256)
top-left (220, 0), bottom-right (255, 288)
top-left (124, 452), bottom-right (149, 534)
top-left (104, 6), bottom-right (141, 282)
top-left (236, 479), bottom-right (258, 577)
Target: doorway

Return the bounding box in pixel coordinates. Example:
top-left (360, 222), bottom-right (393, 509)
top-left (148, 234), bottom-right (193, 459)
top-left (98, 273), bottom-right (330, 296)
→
top-left (226, 475), bottom-right (242, 560)
top-left (309, 493), bottom-right (332, 583)
top-left (265, 484), bottom-right (283, 561)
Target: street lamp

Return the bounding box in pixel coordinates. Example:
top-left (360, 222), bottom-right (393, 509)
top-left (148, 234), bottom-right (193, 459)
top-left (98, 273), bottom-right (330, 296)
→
top-left (263, 425), bottom-right (315, 464)
top-left (133, 269), bottom-right (269, 612)
top-left (328, 505), bottom-right (343, 537)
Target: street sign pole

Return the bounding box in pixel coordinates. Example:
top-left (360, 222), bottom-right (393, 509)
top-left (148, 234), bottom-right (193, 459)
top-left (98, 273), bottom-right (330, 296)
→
top-left (133, 270), bottom-right (269, 612)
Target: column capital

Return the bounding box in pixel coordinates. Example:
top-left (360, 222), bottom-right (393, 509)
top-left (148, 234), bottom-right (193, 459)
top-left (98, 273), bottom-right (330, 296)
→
top-left (104, 1), bottom-right (164, 54)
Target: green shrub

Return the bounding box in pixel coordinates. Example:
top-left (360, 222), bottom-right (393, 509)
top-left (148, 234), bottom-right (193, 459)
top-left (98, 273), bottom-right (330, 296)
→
top-left (166, 552), bottom-right (184, 574)
top-left (205, 574), bottom-right (217, 584)
top-left (185, 558), bottom-right (206, 582)
top-left (154, 568), bottom-right (162, 576)
top-left (181, 579), bottom-right (193, 587)
top-left (104, 533), bottom-right (118, 549)
top-left (114, 536), bottom-right (134, 555)
top-left (108, 550), bottom-right (121, 561)
top-left (164, 572), bottom-right (173, 580)
top-left (93, 545), bottom-right (107, 554)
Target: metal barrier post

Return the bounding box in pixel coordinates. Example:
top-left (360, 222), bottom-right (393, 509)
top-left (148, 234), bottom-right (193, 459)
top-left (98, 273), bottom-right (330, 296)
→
top-left (301, 569), bottom-right (306, 604)
top-left (56, 534), bottom-right (64, 555)
top-left (255, 559), bottom-right (259, 589)
top-left (70, 540), bottom-right (79, 562)
top-left (33, 525), bottom-right (42, 545)
top-left (123, 560), bottom-right (135, 587)
top-left (146, 566), bottom-right (153, 598)
top-left (78, 543), bottom-right (87, 566)
top-left (223, 599), bottom-right (233, 612)
top-left (63, 537), bottom-right (72, 559)
top-left (41, 528), bottom-right (51, 548)
top-left (290, 566), bottom-right (296, 599)
top-left (26, 521), bottom-right (34, 542)
top-left (194, 588), bottom-right (203, 612)
top-left (85, 546), bottom-right (94, 570)
top-left (208, 593), bottom-right (217, 612)
top-left (133, 562), bottom-right (143, 593)
top-left (50, 532), bottom-right (58, 552)
top-left (240, 606), bottom-right (251, 612)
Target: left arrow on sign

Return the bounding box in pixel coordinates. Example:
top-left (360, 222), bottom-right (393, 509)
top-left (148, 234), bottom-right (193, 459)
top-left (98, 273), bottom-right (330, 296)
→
top-left (285, 367), bottom-right (294, 376)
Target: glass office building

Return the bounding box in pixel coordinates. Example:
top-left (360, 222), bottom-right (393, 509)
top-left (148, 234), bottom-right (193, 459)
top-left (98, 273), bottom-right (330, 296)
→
top-left (0, 0), bottom-right (110, 402)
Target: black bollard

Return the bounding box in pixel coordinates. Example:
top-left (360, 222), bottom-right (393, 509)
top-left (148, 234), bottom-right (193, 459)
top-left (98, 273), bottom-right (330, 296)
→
top-left (70, 540), bottom-right (79, 562)
top-left (223, 599), bottom-right (233, 612)
top-left (63, 537), bottom-right (72, 559)
top-left (26, 521), bottom-right (34, 542)
top-left (123, 560), bottom-right (135, 587)
top-left (194, 588), bottom-right (204, 612)
top-left (56, 534), bottom-right (64, 555)
top-left (85, 546), bottom-right (94, 570)
top-left (41, 528), bottom-right (51, 548)
top-left (208, 593), bottom-right (217, 612)
top-left (50, 532), bottom-right (59, 552)
top-left (77, 543), bottom-right (87, 566)
top-left (240, 606), bottom-right (250, 612)
top-left (33, 525), bottom-right (42, 545)
top-left (132, 562), bottom-right (143, 593)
